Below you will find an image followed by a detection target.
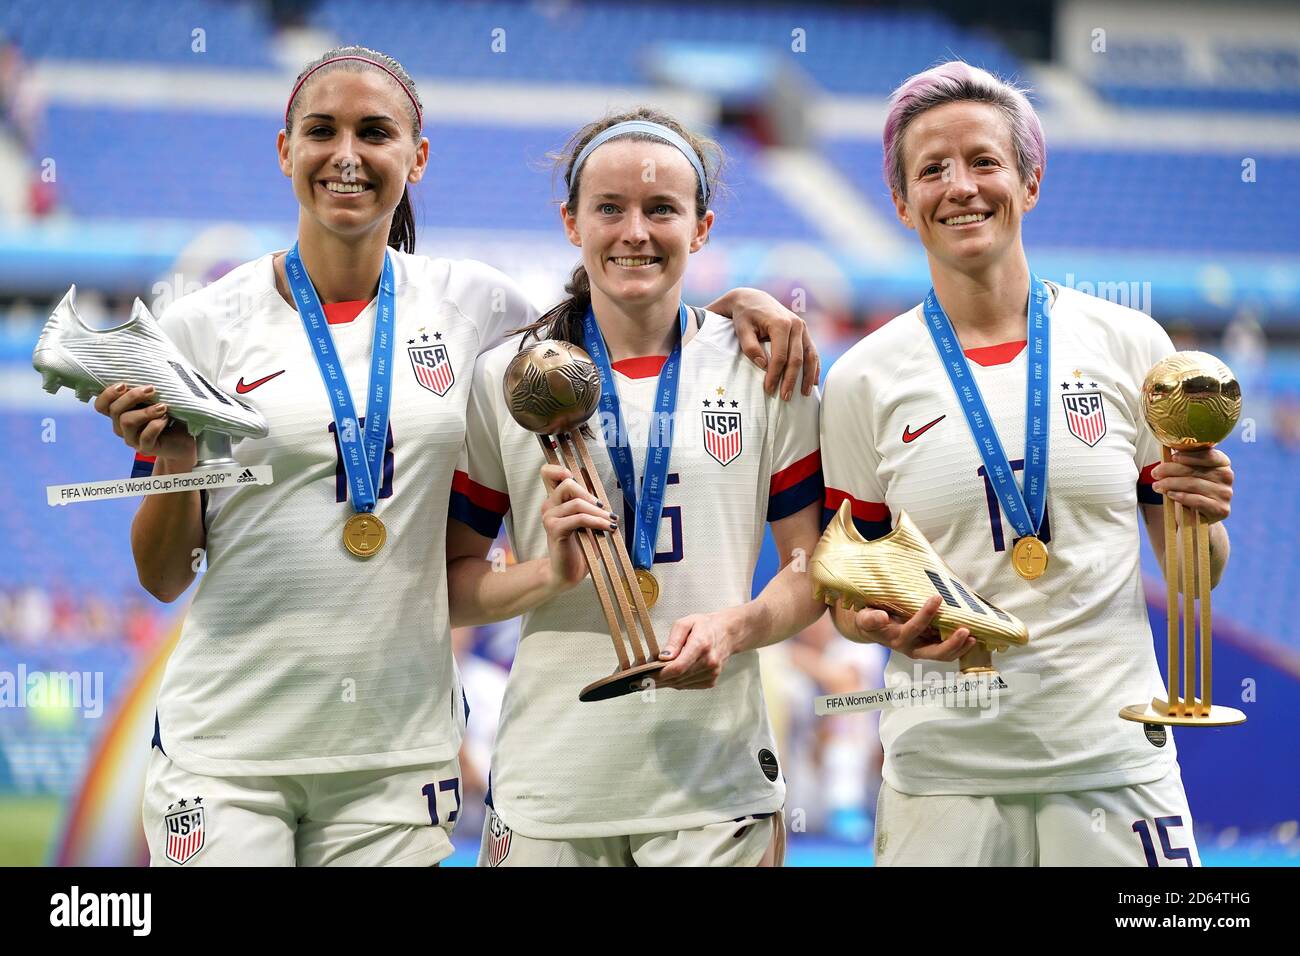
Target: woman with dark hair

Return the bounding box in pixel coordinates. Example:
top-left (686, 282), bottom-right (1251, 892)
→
top-left (90, 48), bottom-right (814, 866)
top-left (447, 108), bottom-right (827, 867)
top-left (821, 61), bottom-right (1234, 866)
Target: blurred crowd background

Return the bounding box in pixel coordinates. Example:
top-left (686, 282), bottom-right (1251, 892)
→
top-left (1, 0), bottom-right (1297, 866)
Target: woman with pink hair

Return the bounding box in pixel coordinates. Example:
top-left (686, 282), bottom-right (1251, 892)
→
top-left (820, 61), bottom-right (1235, 866)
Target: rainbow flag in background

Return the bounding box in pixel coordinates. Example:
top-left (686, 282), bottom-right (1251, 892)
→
top-left (51, 622), bottom-right (180, 866)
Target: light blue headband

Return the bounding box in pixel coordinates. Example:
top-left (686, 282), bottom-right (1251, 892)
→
top-left (567, 120), bottom-right (711, 206)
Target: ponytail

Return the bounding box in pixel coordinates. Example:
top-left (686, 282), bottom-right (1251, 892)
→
top-left (509, 262), bottom-right (592, 348)
top-left (388, 188), bottom-right (416, 254)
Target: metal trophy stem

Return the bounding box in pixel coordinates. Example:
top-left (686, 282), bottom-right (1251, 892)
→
top-left (958, 644), bottom-right (995, 674)
top-left (193, 430), bottom-right (240, 472)
top-left (503, 339), bottom-right (666, 703)
top-left (1119, 448), bottom-right (1244, 727)
top-left (1120, 351), bottom-right (1245, 728)
top-left (537, 431), bottom-right (665, 702)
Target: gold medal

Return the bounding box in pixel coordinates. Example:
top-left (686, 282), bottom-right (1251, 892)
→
top-left (633, 568), bottom-right (660, 609)
top-left (1011, 535), bottom-right (1048, 580)
top-left (343, 513), bottom-right (387, 558)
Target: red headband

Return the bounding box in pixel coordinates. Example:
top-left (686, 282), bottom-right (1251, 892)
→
top-left (285, 55), bottom-right (422, 130)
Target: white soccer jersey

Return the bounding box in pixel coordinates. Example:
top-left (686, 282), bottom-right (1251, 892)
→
top-left (821, 283), bottom-right (1177, 796)
top-left (454, 312), bottom-right (823, 839)
top-left (140, 249), bottom-right (536, 776)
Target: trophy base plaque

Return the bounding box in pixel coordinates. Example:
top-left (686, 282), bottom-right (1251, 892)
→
top-left (1120, 699), bottom-right (1246, 728)
top-left (579, 660), bottom-right (667, 703)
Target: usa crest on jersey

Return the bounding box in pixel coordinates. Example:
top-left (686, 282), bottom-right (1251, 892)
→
top-left (410, 343), bottom-right (455, 396)
top-left (164, 805), bottom-right (205, 865)
top-left (703, 410), bottom-right (742, 466)
top-left (486, 809), bottom-right (512, 867)
top-left (1062, 391), bottom-right (1107, 447)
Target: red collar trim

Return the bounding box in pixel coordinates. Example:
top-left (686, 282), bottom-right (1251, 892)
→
top-left (964, 340), bottom-right (1027, 367)
top-left (611, 355), bottom-right (667, 378)
top-left (323, 300), bottom-right (370, 325)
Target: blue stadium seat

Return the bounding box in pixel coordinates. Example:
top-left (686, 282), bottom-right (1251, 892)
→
top-left (2, 0), bottom-right (275, 69)
top-left (1139, 431), bottom-right (1300, 648)
top-left (302, 1), bottom-right (1025, 96)
top-left (823, 139), bottom-right (1300, 254)
top-left (17, 411), bottom-right (141, 594)
top-left (38, 109), bottom-right (819, 238)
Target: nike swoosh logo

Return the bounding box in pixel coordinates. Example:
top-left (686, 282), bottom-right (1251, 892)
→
top-left (235, 370), bottom-right (285, 394)
top-left (902, 415), bottom-right (946, 443)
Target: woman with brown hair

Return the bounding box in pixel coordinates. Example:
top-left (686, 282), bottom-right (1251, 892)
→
top-left (91, 50), bottom-right (814, 866)
top-left (448, 108), bottom-right (828, 866)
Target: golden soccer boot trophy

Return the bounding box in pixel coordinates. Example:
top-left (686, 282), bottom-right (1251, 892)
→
top-left (812, 501), bottom-right (1029, 673)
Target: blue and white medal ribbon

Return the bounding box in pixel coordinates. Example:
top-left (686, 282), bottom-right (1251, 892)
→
top-left (922, 273), bottom-right (1052, 580)
top-left (581, 303), bottom-right (689, 585)
top-left (286, 243), bottom-right (396, 558)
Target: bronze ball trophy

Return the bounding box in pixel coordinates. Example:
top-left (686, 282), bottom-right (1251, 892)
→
top-left (504, 341), bottom-right (666, 702)
top-left (1120, 351), bottom-right (1246, 727)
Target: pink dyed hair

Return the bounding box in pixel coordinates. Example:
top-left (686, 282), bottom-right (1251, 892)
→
top-left (882, 61), bottom-right (1046, 199)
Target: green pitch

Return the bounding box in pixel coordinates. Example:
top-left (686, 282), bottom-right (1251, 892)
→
top-left (0, 795), bottom-right (63, 866)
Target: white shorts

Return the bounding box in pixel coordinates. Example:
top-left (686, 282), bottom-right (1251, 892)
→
top-left (477, 807), bottom-right (786, 867)
top-left (142, 747), bottom-right (462, 867)
top-left (874, 765), bottom-right (1199, 867)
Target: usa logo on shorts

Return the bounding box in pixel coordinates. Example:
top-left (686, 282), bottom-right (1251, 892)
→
top-left (486, 811), bottom-right (512, 867)
top-left (703, 410), bottom-right (742, 466)
top-left (410, 343), bottom-right (455, 396)
top-left (164, 804), bottom-right (205, 865)
top-left (1063, 392), bottom-right (1107, 447)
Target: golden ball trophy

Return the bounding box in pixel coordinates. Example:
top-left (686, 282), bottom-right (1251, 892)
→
top-left (1120, 351), bottom-right (1246, 727)
top-left (504, 341), bottom-right (666, 702)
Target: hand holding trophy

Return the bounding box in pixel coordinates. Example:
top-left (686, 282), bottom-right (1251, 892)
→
top-left (504, 341), bottom-right (666, 702)
top-left (812, 502), bottom-right (1029, 675)
top-left (1121, 351), bottom-right (1245, 727)
top-left (33, 286), bottom-right (272, 505)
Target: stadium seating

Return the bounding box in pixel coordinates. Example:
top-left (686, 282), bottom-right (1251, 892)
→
top-left (7, 411), bottom-right (141, 594)
top-left (1139, 430), bottom-right (1300, 650)
top-left (19, 1), bottom-right (1296, 254)
top-left (5, 0), bottom-right (1024, 96)
top-left (38, 108), bottom-right (819, 238)
top-left (306, 1), bottom-right (1024, 95)
top-left (823, 139), bottom-right (1300, 254)
top-left (1092, 40), bottom-right (1300, 113)
top-left (2, 0), bottom-right (274, 68)
top-left (44, 103), bottom-right (1300, 253)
